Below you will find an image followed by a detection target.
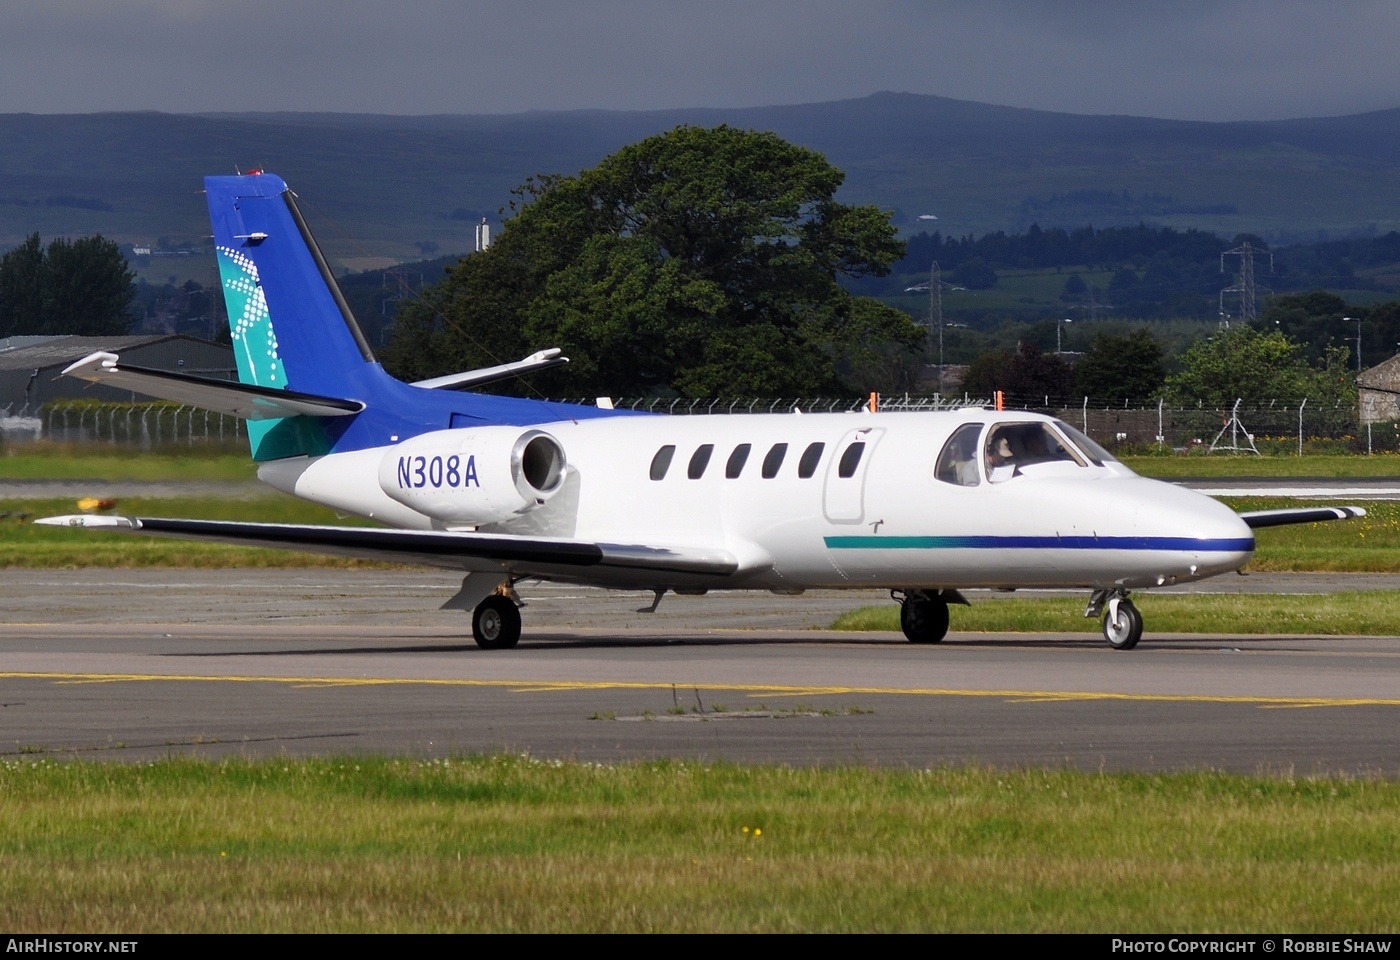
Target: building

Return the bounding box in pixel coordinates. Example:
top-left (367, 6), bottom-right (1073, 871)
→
top-left (0, 334), bottom-right (235, 415)
top-left (1357, 355), bottom-right (1400, 425)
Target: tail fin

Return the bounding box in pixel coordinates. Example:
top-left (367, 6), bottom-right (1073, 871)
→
top-left (205, 172), bottom-right (625, 461)
top-left (207, 172), bottom-right (387, 460)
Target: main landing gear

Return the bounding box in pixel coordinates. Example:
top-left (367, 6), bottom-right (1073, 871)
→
top-left (472, 594), bottom-right (522, 650)
top-left (894, 590), bottom-right (955, 644)
top-left (1086, 588), bottom-right (1143, 651)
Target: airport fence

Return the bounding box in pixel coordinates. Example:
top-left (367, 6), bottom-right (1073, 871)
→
top-left (4, 400), bottom-right (247, 449)
top-left (0, 395), bottom-right (1382, 455)
top-left (558, 394), bottom-right (1375, 454)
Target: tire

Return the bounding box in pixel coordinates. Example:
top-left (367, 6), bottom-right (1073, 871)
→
top-left (1102, 599), bottom-right (1143, 651)
top-left (472, 595), bottom-right (522, 650)
top-left (900, 594), bottom-right (950, 644)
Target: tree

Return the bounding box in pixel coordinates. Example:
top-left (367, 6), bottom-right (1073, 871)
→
top-left (1165, 325), bottom-right (1350, 407)
top-left (960, 343), bottom-right (1073, 404)
top-left (384, 125), bottom-right (922, 396)
top-left (0, 233), bottom-right (136, 338)
top-left (1073, 328), bottom-right (1166, 402)
top-left (950, 256), bottom-right (997, 290)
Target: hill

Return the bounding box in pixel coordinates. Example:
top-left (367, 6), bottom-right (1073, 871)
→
top-left (2, 93), bottom-right (1399, 264)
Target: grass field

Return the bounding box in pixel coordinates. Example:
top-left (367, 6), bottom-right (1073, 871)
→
top-left (833, 590), bottom-right (1400, 636)
top-left (2, 756), bottom-right (1397, 933)
top-left (0, 445), bottom-right (256, 482)
top-left (1123, 453), bottom-right (1400, 478)
top-left (0, 496), bottom-right (388, 568)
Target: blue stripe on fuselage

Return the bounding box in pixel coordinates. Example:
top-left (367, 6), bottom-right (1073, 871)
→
top-left (824, 535), bottom-right (1256, 551)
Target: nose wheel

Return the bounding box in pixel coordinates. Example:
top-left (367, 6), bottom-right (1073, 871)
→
top-left (1086, 588), bottom-right (1143, 650)
top-left (1098, 594), bottom-right (1143, 650)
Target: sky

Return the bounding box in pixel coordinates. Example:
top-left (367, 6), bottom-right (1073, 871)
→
top-left (1, 0), bottom-right (1396, 122)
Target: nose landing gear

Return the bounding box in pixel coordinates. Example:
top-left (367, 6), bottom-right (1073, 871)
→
top-left (1086, 588), bottom-right (1143, 650)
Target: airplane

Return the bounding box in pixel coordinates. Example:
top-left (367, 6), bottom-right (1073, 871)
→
top-left (39, 171), bottom-right (1366, 651)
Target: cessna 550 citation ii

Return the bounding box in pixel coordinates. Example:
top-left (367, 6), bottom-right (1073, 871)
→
top-left (40, 172), bottom-right (1365, 650)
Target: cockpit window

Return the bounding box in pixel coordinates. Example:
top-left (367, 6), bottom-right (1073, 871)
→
top-left (1055, 420), bottom-right (1120, 466)
top-left (984, 422), bottom-right (1085, 482)
top-left (935, 422), bottom-right (983, 486)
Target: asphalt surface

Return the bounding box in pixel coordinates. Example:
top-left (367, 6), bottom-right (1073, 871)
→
top-left (3, 570), bottom-right (1400, 774)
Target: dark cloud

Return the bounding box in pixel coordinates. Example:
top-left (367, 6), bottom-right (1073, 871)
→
top-left (0, 0), bottom-right (1395, 120)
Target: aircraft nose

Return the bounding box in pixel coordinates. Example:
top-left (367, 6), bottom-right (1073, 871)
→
top-left (1154, 482), bottom-right (1255, 578)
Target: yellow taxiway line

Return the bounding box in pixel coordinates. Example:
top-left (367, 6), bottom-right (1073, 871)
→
top-left (1, 671), bottom-right (1395, 709)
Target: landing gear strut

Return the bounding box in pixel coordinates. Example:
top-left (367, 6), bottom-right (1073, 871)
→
top-left (472, 594), bottom-right (522, 650)
top-left (1086, 588), bottom-right (1143, 650)
top-left (897, 590), bottom-right (950, 644)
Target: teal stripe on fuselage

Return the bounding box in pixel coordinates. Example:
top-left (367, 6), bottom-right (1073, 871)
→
top-left (824, 535), bottom-right (1256, 552)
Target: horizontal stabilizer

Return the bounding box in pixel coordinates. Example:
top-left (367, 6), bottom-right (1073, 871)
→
top-left (60, 352), bottom-right (364, 420)
top-left (411, 348), bottom-right (569, 391)
top-left (35, 515), bottom-right (742, 577)
top-left (1237, 506), bottom-right (1367, 529)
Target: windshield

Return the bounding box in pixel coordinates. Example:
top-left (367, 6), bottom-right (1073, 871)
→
top-left (1054, 420), bottom-right (1120, 466)
top-left (984, 421), bottom-right (1085, 482)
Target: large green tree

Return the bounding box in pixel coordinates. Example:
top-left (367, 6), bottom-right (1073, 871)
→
top-left (0, 233), bottom-right (136, 338)
top-left (960, 343), bottom-right (1074, 404)
top-left (1165, 325), bottom-right (1353, 407)
top-left (1073, 328), bottom-right (1166, 403)
top-left (384, 125), bottom-right (923, 396)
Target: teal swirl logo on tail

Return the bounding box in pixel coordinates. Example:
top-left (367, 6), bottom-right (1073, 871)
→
top-left (216, 245), bottom-right (328, 460)
top-left (216, 245), bottom-right (285, 388)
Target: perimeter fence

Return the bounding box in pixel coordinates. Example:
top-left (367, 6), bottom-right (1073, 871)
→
top-left (558, 394), bottom-right (1378, 454)
top-left (3, 400), bottom-right (246, 450)
top-left (1, 395), bottom-right (1387, 455)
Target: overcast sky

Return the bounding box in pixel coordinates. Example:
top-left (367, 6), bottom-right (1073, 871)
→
top-left (1, 0), bottom-right (1395, 121)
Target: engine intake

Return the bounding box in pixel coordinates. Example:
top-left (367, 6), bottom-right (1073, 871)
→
top-left (377, 427), bottom-right (566, 525)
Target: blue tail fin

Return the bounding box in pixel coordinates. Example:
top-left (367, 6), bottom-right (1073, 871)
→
top-left (207, 172), bottom-right (384, 460)
top-left (206, 172), bottom-right (621, 461)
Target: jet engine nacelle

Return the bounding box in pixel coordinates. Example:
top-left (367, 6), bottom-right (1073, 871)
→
top-left (377, 427), bottom-right (567, 525)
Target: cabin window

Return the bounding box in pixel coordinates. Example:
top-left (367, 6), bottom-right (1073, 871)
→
top-left (837, 442), bottom-right (866, 478)
top-left (761, 443), bottom-right (788, 478)
top-left (984, 422), bottom-right (1085, 482)
top-left (725, 443), bottom-right (752, 478)
top-left (934, 422), bottom-right (983, 486)
top-left (797, 442), bottom-right (824, 478)
top-left (649, 445), bottom-right (676, 480)
top-left (688, 444), bottom-right (715, 479)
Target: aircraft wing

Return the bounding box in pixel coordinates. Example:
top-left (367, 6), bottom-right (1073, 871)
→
top-left (60, 352), bottom-right (364, 420)
top-left (1237, 506), bottom-right (1367, 529)
top-left (34, 515), bottom-right (743, 579)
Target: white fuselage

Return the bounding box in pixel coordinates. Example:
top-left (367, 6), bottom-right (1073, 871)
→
top-left (257, 408), bottom-right (1256, 593)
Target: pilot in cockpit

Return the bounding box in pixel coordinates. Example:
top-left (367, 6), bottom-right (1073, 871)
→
top-left (986, 433), bottom-right (1017, 481)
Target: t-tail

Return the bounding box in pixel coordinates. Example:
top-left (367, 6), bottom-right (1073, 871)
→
top-left (206, 172), bottom-right (386, 460)
top-left (63, 172), bottom-right (619, 463)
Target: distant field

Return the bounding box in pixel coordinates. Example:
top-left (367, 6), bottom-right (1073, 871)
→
top-left (0, 447), bottom-right (1388, 570)
top-left (1, 756), bottom-right (1396, 932)
top-left (0, 496), bottom-right (388, 568)
top-left (5, 441), bottom-right (1399, 481)
top-left (833, 590), bottom-right (1400, 636)
top-left (0, 446), bottom-right (255, 482)
top-left (1122, 453), bottom-right (1400, 478)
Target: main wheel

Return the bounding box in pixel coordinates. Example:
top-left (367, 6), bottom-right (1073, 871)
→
top-left (900, 594), bottom-right (950, 644)
top-left (1102, 599), bottom-right (1143, 650)
top-left (472, 595), bottom-right (522, 650)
